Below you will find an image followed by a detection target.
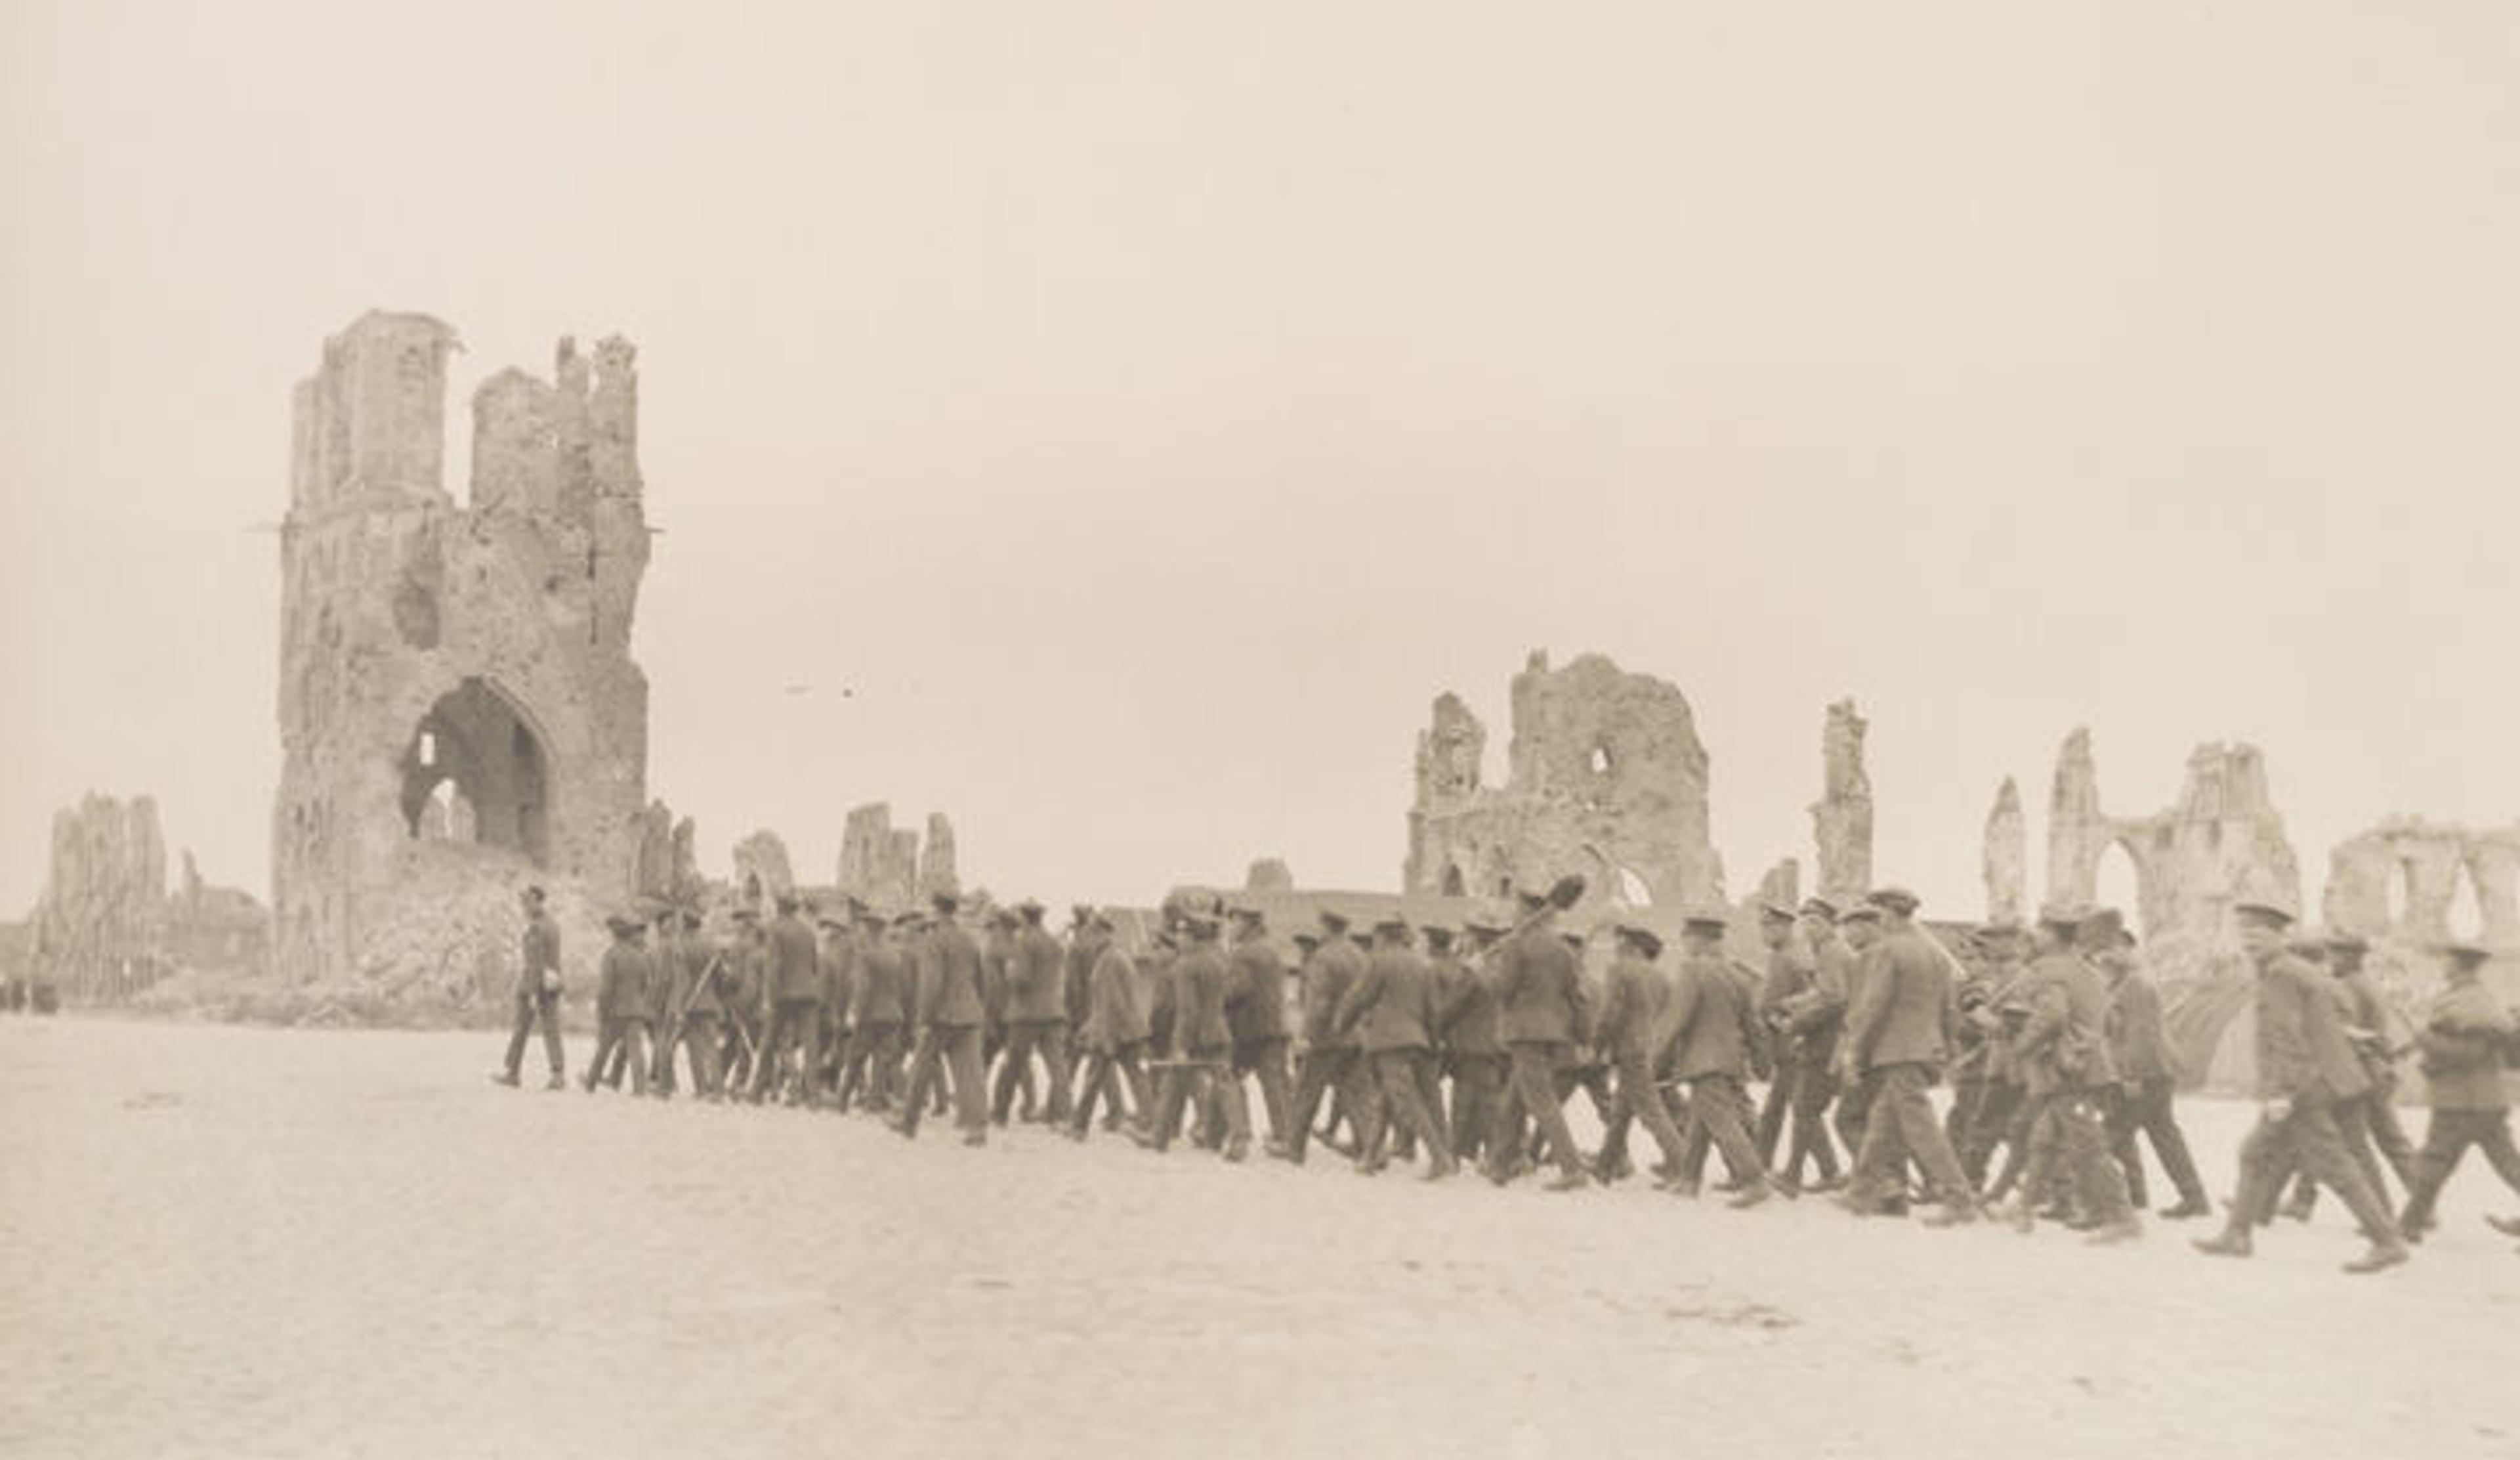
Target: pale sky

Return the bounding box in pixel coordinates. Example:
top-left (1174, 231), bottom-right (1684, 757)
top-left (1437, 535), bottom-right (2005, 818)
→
top-left (5, 2), bottom-right (2517, 923)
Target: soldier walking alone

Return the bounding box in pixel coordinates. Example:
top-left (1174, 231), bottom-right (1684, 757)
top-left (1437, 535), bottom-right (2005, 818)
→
top-left (492, 885), bottom-right (566, 1089)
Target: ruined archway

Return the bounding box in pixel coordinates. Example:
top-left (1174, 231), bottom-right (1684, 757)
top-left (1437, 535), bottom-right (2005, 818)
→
top-left (398, 677), bottom-right (552, 867)
top-left (2095, 837), bottom-right (2143, 926)
top-left (2446, 860), bottom-right (2487, 941)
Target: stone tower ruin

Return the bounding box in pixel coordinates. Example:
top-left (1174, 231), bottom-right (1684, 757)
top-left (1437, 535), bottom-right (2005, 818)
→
top-left (271, 311), bottom-right (652, 983)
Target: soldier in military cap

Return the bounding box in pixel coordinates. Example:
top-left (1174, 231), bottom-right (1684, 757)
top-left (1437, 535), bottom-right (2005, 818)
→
top-left (1069, 911), bottom-right (1154, 1142)
top-left (2097, 914), bottom-right (2208, 1218)
top-left (992, 899), bottom-right (1071, 1126)
top-left (2191, 903), bottom-right (2409, 1273)
top-left (747, 893), bottom-right (826, 1104)
top-left (2395, 941), bottom-right (2520, 1239)
top-left (1281, 909), bottom-right (1376, 1164)
top-left (1330, 917), bottom-right (1458, 1177)
top-left (1662, 914), bottom-right (1781, 1205)
top-left (895, 893), bottom-right (990, 1144)
top-left (718, 905), bottom-right (766, 1090)
top-left (1836, 888), bottom-right (1976, 1225)
top-left (1490, 888), bottom-right (1593, 1190)
top-left (1827, 903), bottom-right (1886, 1176)
top-left (493, 885), bottom-right (567, 1089)
top-left (1994, 905), bottom-right (2140, 1242)
top-left (654, 906), bottom-right (728, 1100)
top-left (1437, 915), bottom-right (1511, 1168)
top-left (1139, 911), bottom-right (1251, 1160)
top-left (583, 913), bottom-right (654, 1096)
top-left (1221, 904), bottom-right (1295, 1148)
top-left (1752, 902), bottom-right (1812, 1166)
top-left (1593, 923), bottom-right (1691, 1190)
top-left (2274, 931), bottom-right (2417, 1223)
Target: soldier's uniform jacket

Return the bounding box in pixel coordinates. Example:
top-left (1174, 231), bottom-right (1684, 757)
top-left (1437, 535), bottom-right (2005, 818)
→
top-left (1495, 926), bottom-right (1593, 1046)
top-left (1302, 939), bottom-right (1368, 1050)
top-left (1142, 949), bottom-right (1178, 1052)
top-left (1782, 934), bottom-right (1853, 1042)
top-left (598, 941), bottom-right (652, 1022)
top-left (1336, 946), bottom-right (1438, 1054)
top-left (1011, 927), bottom-right (1068, 1023)
top-left (2418, 983), bottom-right (2515, 1111)
top-left (2334, 968), bottom-right (2399, 1084)
top-left (980, 930), bottom-right (1015, 1029)
top-left (2012, 951), bottom-right (2116, 1096)
top-left (1597, 951), bottom-right (1672, 1064)
top-left (679, 936), bottom-right (725, 1019)
top-left (1758, 945), bottom-right (1815, 1025)
top-left (2105, 964), bottom-right (2181, 1085)
top-left (1080, 944), bottom-right (1149, 1054)
top-left (1226, 935), bottom-right (1289, 1044)
top-left (822, 933), bottom-right (858, 1019)
top-left (1063, 932), bottom-right (1101, 1031)
top-left (767, 913), bottom-right (821, 1006)
top-left (646, 932), bottom-right (680, 1023)
top-left (519, 912), bottom-right (561, 998)
top-left (917, 924), bottom-right (988, 1029)
top-left (1664, 951), bottom-right (1763, 1081)
top-left (2252, 951), bottom-right (2371, 1104)
top-left (852, 942), bottom-right (908, 1027)
top-left (1844, 928), bottom-right (1956, 1074)
top-left (1433, 952), bottom-right (1501, 1058)
top-left (1168, 945), bottom-right (1234, 1055)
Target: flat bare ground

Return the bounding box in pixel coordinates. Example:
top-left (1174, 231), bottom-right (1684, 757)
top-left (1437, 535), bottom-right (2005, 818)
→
top-left (1, 1018), bottom-right (2515, 1460)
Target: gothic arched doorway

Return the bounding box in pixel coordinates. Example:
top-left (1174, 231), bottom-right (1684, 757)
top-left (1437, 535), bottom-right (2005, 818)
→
top-left (398, 677), bottom-right (553, 867)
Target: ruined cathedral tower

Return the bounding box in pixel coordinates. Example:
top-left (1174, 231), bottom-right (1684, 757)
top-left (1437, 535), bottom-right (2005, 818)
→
top-left (272, 311), bottom-right (652, 982)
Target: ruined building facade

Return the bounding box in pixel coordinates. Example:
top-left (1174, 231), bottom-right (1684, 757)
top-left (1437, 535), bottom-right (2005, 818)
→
top-left (2324, 819), bottom-right (2520, 949)
top-left (1404, 651), bottom-right (1723, 911)
top-left (272, 311), bottom-right (652, 983)
top-left (2041, 729), bottom-right (2301, 947)
top-left (1809, 699), bottom-right (1874, 907)
top-left (834, 804), bottom-right (959, 909)
top-left (26, 794), bottom-right (266, 1001)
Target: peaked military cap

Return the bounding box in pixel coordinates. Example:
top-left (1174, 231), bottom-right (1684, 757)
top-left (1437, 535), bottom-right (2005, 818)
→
top-left (1618, 924), bottom-right (1666, 960)
top-left (2231, 901), bottom-right (2295, 930)
top-left (2441, 939), bottom-right (2492, 966)
top-left (1798, 896), bottom-right (1838, 919)
top-left (1838, 904), bottom-right (1882, 924)
top-left (1866, 886), bottom-right (1921, 915)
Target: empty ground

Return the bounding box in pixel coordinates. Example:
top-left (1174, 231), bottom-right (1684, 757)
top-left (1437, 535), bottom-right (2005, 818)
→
top-left (1, 1017), bottom-right (2514, 1460)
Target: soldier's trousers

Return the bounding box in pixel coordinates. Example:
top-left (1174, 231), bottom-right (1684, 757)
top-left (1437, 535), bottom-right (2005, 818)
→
top-left (1834, 1066), bottom-right (1880, 1163)
top-left (1678, 1073), bottom-right (1768, 1190)
top-left (2019, 1087), bottom-right (2133, 1222)
top-left (1289, 1046), bottom-right (1374, 1159)
top-left (2105, 1076), bottom-right (2205, 1209)
top-left (1755, 1060), bottom-right (1796, 1164)
top-left (2399, 1108), bottom-right (2520, 1232)
top-left (840, 1022), bottom-right (903, 1111)
top-left (2229, 1097), bottom-right (2400, 1241)
top-left (900, 1024), bottom-right (986, 1136)
top-left (1448, 1054), bottom-right (1507, 1163)
top-left (1781, 1056), bottom-right (1841, 1187)
top-left (502, 992), bottom-right (564, 1079)
top-left (753, 1000), bottom-right (828, 1100)
top-left (720, 1015), bottom-right (759, 1090)
top-left (1359, 1048), bottom-right (1455, 1170)
top-left (1234, 1037), bottom-right (1295, 1144)
top-left (1848, 1063), bottom-right (1970, 1207)
top-left (587, 1017), bottom-right (650, 1096)
top-left (1071, 1042), bottom-right (1152, 1134)
top-left (1502, 1041), bottom-right (1586, 1179)
top-left (1599, 1050), bottom-right (1690, 1172)
top-left (994, 1020), bottom-right (1070, 1123)
top-left (2278, 1088), bottom-right (2415, 1220)
top-left (658, 1014), bottom-right (724, 1098)
top-left (1152, 1046), bottom-right (1249, 1151)
top-left (1960, 1079), bottom-right (2025, 1187)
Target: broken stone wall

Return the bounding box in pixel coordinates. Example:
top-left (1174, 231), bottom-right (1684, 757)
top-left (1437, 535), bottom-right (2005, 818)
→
top-left (1809, 699), bottom-right (1873, 906)
top-left (1982, 777), bottom-right (2025, 924)
top-left (1403, 651), bottom-right (1724, 912)
top-left (831, 803), bottom-right (957, 909)
top-left (272, 312), bottom-right (653, 985)
top-left (2324, 819), bottom-right (2520, 949)
top-left (2043, 729), bottom-right (2302, 955)
top-left (26, 794), bottom-right (268, 1001)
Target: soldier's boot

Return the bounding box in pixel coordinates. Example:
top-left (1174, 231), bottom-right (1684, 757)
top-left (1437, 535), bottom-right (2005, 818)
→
top-left (2158, 1197), bottom-right (2212, 1220)
top-left (2342, 1235), bottom-right (2410, 1274)
top-left (1922, 1197), bottom-right (1980, 1228)
top-left (490, 1071), bottom-right (520, 1088)
top-left (1223, 1135), bottom-right (1251, 1164)
top-left (1725, 1176), bottom-right (1775, 1209)
top-left (1545, 1166), bottom-right (1591, 1193)
top-left (544, 1069), bottom-right (567, 1090)
top-left (2191, 1225), bottom-right (2253, 1258)
top-left (2278, 1182), bottom-right (2317, 1223)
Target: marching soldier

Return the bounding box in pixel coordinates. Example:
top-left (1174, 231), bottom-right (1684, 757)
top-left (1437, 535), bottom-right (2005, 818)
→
top-left (748, 893), bottom-right (824, 1105)
top-left (2395, 941), bottom-right (2520, 1239)
top-left (1491, 889), bottom-right (1593, 1190)
top-left (2275, 932), bottom-right (2417, 1222)
top-left (1062, 904), bottom-right (1099, 1089)
top-left (1772, 897), bottom-right (1851, 1192)
top-left (1754, 903), bottom-right (1813, 1163)
top-left (994, 901), bottom-right (1072, 1126)
top-left (838, 907), bottom-right (910, 1113)
top-left (656, 907), bottom-right (726, 1100)
top-left (1666, 914), bottom-right (1780, 1205)
top-left (1226, 905), bottom-right (1295, 1147)
top-left (1280, 910), bottom-right (1372, 1164)
top-left (895, 895), bottom-right (990, 1145)
top-left (2191, 902), bottom-right (2409, 1274)
top-left (1437, 917), bottom-right (1510, 1168)
top-left (1140, 911), bottom-right (1251, 1160)
top-left (1828, 903), bottom-right (1889, 1193)
top-left (493, 885), bottom-right (566, 1089)
top-left (1997, 907), bottom-right (2140, 1242)
top-left (1332, 918), bottom-right (1458, 1178)
top-left (2097, 918), bottom-right (2208, 1218)
top-left (583, 914), bottom-right (653, 1096)
top-left (1068, 911), bottom-right (1154, 1141)
top-left (1956, 922), bottom-right (2030, 1188)
top-left (1836, 888), bottom-right (1977, 1226)
top-left (1593, 923), bottom-right (1690, 1190)
top-left (719, 908), bottom-right (765, 1090)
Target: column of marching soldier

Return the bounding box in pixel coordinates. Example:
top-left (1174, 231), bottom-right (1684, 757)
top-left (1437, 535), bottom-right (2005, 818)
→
top-left (492, 879), bottom-right (2520, 1276)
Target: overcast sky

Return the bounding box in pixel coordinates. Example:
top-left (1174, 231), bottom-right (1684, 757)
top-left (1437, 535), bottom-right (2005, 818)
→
top-left (4, 2), bottom-right (2516, 924)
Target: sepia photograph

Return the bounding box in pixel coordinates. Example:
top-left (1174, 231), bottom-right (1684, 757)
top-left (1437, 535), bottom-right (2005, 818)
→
top-left (3, 5), bottom-right (2517, 1458)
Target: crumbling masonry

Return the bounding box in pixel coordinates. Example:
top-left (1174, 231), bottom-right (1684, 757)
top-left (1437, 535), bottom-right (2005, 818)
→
top-left (272, 311), bottom-right (651, 983)
top-left (2041, 729), bottom-right (2301, 947)
top-left (1404, 651), bottom-right (1724, 911)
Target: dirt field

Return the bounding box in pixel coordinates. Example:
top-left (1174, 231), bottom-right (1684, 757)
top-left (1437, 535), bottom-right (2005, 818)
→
top-left (1, 1017), bottom-right (2514, 1460)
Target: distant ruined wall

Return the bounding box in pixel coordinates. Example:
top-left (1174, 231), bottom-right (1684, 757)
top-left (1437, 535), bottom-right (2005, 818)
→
top-left (1982, 777), bottom-right (2026, 924)
top-left (2324, 819), bottom-right (2520, 948)
top-left (2043, 729), bottom-right (2301, 949)
top-left (27, 794), bottom-right (266, 1000)
top-left (1404, 651), bottom-right (1724, 911)
top-left (271, 311), bottom-right (652, 985)
top-left (1809, 700), bottom-right (1873, 906)
top-left (835, 803), bottom-right (959, 909)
